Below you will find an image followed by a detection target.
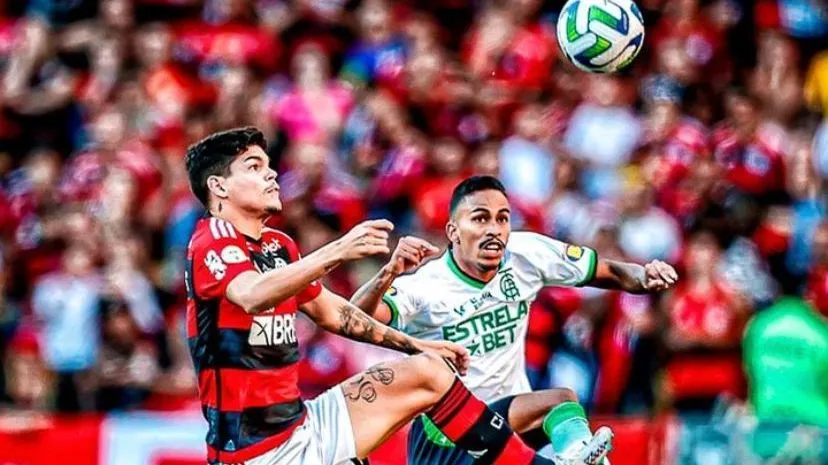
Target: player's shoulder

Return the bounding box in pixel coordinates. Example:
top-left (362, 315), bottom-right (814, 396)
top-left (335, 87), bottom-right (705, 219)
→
top-left (505, 231), bottom-right (559, 255)
top-left (506, 231), bottom-right (587, 265)
top-left (189, 217), bottom-right (244, 251)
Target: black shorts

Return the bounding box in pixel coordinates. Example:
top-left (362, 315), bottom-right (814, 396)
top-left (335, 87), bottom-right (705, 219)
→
top-left (407, 396), bottom-right (549, 465)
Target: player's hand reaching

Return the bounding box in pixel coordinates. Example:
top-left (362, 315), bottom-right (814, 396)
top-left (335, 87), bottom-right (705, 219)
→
top-left (643, 260), bottom-right (679, 292)
top-left (335, 220), bottom-right (394, 261)
top-left (413, 339), bottom-right (471, 376)
top-left (388, 236), bottom-right (440, 275)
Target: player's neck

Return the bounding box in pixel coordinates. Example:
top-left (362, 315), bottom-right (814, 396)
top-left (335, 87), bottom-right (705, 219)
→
top-left (210, 205), bottom-right (265, 240)
top-left (450, 249), bottom-right (498, 284)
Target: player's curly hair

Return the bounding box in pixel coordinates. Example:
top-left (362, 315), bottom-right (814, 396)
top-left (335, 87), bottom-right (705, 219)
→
top-left (185, 126), bottom-right (267, 207)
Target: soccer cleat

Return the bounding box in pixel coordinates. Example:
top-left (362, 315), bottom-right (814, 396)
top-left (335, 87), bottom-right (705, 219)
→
top-left (578, 427), bottom-right (613, 465)
top-left (556, 426), bottom-right (614, 465)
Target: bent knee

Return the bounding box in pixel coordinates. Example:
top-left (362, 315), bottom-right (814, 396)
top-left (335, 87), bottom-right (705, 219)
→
top-left (407, 352), bottom-right (456, 395)
top-left (552, 387), bottom-right (579, 404)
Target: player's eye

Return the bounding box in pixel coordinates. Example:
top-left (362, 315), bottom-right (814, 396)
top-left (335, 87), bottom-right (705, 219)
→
top-left (497, 216), bottom-right (509, 223)
top-left (473, 216), bottom-right (487, 223)
top-left (248, 164), bottom-right (259, 171)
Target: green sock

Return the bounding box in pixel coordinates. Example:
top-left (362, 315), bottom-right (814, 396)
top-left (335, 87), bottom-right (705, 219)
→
top-left (542, 401), bottom-right (593, 456)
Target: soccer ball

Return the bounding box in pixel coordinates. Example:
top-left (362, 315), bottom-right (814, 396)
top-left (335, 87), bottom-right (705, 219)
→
top-left (556, 0), bottom-right (645, 73)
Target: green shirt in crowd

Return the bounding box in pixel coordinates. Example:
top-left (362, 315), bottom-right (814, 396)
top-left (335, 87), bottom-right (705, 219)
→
top-left (744, 297), bottom-right (828, 427)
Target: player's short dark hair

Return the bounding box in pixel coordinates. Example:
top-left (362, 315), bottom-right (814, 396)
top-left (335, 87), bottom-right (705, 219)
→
top-left (185, 127), bottom-right (267, 207)
top-left (449, 175), bottom-right (508, 217)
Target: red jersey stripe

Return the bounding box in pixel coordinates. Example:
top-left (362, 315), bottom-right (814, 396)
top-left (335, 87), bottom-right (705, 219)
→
top-left (199, 365), bottom-right (301, 411)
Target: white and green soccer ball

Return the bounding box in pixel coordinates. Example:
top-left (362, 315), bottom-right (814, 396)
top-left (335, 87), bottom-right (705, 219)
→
top-left (556, 0), bottom-right (645, 73)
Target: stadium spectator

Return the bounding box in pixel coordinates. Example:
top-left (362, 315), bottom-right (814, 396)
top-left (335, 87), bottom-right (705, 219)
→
top-left (565, 75), bottom-right (641, 200)
top-left (806, 222), bottom-right (828, 316)
top-left (659, 231), bottom-right (750, 411)
top-left (31, 243), bottom-right (101, 412)
top-left (743, 296), bottom-right (828, 427)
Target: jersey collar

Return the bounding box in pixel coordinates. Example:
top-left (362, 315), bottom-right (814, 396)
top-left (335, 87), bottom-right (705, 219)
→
top-left (444, 250), bottom-right (505, 290)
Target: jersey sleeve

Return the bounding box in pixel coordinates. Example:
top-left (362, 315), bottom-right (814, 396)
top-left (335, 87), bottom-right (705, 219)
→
top-left (191, 224), bottom-right (256, 300)
top-left (380, 273), bottom-right (420, 331)
top-left (512, 231), bottom-right (597, 287)
top-left (274, 230), bottom-right (322, 305)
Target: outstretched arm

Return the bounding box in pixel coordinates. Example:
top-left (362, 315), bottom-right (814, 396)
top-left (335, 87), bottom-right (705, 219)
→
top-left (226, 220), bottom-right (393, 314)
top-left (587, 259), bottom-right (678, 294)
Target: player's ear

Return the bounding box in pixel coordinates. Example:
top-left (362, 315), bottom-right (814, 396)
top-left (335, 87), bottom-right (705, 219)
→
top-left (446, 220), bottom-right (459, 246)
top-left (207, 175), bottom-right (230, 199)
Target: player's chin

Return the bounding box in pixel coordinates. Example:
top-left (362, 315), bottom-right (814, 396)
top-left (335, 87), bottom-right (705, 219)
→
top-left (264, 200), bottom-right (282, 215)
top-left (477, 249), bottom-right (503, 267)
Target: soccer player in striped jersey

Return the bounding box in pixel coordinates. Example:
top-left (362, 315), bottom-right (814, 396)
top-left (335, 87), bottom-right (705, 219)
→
top-left (184, 127), bottom-right (607, 465)
top-left (351, 175), bottom-right (679, 465)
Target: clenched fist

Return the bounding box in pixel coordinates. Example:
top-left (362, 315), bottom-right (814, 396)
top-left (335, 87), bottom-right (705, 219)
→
top-left (387, 236), bottom-right (441, 275)
top-left (335, 220), bottom-right (395, 261)
top-left (643, 260), bottom-right (679, 292)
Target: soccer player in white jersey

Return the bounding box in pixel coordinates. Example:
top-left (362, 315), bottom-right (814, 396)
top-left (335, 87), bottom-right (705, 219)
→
top-left (351, 176), bottom-right (678, 465)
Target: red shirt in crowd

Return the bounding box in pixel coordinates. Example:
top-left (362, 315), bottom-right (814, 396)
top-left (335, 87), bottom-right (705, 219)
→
top-left (462, 23), bottom-right (556, 92)
top-left (173, 21), bottom-right (280, 71)
top-left (59, 140), bottom-right (163, 204)
top-left (412, 173), bottom-right (467, 233)
top-left (656, 118), bottom-right (710, 186)
top-left (806, 266), bottom-right (828, 317)
top-left (663, 281), bottom-right (747, 400)
top-left (594, 293), bottom-right (654, 413)
top-left (143, 64), bottom-right (217, 112)
top-left (650, 14), bottom-right (729, 80)
top-left (712, 123), bottom-right (787, 195)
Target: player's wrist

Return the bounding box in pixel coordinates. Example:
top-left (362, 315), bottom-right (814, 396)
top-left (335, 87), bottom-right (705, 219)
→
top-left (380, 263), bottom-right (401, 279)
top-left (317, 240), bottom-right (346, 270)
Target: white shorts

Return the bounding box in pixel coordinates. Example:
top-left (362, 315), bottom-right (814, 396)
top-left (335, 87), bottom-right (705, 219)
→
top-left (244, 387), bottom-right (357, 465)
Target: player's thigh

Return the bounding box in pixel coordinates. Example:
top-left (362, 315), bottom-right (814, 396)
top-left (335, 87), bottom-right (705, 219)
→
top-left (340, 352), bottom-right (456, 459)
top-left (507, 388), bottom-right (578, 433)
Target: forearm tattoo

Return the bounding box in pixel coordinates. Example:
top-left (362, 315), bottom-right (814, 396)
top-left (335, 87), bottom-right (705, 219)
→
top-left (350, 267), bottom-right (395, 313)
top-left (337, 303), bottom-right (420, 354)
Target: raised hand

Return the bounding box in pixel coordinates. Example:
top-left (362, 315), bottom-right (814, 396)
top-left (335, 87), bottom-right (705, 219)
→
top-left (388, 236), bottom-right (440, 274)
top-left (643, 260), bottom-right (679, 292)
top-left (334, 219), bottom-right (395, 261)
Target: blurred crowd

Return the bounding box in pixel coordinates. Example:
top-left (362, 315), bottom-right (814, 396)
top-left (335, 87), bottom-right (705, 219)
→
top-left (0, 0), bottom-right (826, 429)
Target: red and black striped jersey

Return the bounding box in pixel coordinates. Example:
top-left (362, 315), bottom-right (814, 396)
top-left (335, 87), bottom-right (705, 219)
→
top-left (185, 216), bottom-right (321, 463)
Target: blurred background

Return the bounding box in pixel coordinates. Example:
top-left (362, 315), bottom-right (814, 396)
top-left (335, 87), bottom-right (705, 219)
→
top-left (0, 0), bottom-right (826, 464)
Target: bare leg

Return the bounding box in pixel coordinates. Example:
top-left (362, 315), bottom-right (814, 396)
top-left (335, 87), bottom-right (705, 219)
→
top-left (508, 388), bottom-right (579, 434)
top-left (340, 352), bottom-right (457, 458)
top-left (340, 352), bottom-right (560, 464)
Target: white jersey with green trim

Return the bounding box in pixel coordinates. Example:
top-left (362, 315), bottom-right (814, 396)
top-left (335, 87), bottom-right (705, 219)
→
top-left (383, 231), bottom-right (597, 401)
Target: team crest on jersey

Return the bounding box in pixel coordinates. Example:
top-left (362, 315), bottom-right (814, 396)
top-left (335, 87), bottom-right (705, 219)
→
top-left (565, 244), bottom-right (584, 261)
top-left (498, 269), bottom-right (520, 301)
top-left (385, 286), bottom-right (398, 297)
top-left (221, 245), bottom-right (247, 264)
